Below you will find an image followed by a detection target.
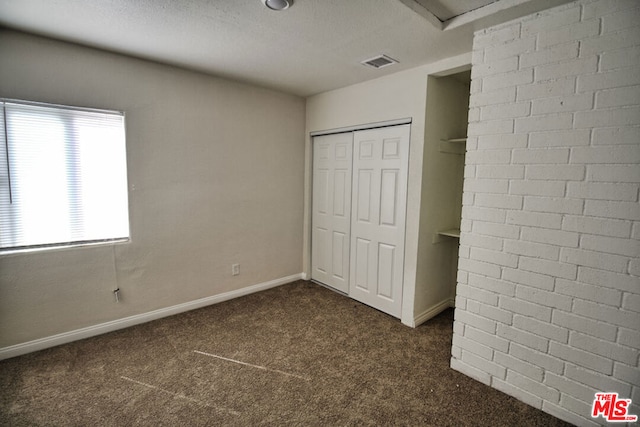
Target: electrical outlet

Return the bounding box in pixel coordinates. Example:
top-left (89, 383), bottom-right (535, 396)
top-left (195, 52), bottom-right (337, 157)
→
top-left (232, 264), bottom-right (240, 276)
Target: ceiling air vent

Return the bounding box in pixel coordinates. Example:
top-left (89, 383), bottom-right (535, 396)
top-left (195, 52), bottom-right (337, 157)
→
top-left (361, 55), bottom-right (398, 69)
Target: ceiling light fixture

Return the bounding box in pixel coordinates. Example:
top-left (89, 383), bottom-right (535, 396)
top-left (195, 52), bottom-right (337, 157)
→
top-left (261, 0), bottom-right (292, 11)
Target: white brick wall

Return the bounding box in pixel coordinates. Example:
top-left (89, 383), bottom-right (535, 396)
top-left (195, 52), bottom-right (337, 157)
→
top-left (452, 1), bottom-right (640, 425)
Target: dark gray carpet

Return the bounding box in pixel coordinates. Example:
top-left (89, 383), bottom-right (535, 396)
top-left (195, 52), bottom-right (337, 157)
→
top-left (0, 280), bottom-right (571, 426)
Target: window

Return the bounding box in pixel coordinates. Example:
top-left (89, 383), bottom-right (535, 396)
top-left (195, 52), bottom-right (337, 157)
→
top-left (0, 99), bottom-right (130, 251)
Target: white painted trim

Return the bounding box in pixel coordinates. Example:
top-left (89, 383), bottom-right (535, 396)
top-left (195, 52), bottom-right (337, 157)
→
top-left (309, 118), bottom-right (412, 137)
top-left (0, 273), bottom-right (304, 360)
top-left (430, 64), bottom-right (472, 78)
top-left (395, 0), bottom-right (443, 30)
top-left (443, 0), bottom-right (572, 30)
top-left (412, 298), bottom-right (454, 327)
top-left (443, 0), bottom-right (530, 29)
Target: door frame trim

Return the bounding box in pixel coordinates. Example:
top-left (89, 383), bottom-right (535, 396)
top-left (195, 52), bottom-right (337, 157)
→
top-left (309, 117), bottom-right (412, 137)
top-left (310, 122), bottom-right (412, 318)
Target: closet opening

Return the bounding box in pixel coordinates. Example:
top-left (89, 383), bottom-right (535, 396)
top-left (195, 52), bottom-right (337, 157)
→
top-left (418, 69), bottom-right (470, 325)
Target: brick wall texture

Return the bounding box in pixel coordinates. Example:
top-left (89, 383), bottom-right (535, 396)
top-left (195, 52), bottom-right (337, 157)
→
top-left (451, 0), bottom-right (640, 425)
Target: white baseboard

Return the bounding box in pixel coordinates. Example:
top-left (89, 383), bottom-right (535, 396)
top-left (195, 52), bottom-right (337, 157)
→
top-left (413, 298), bottom-right (454, 327)
top-left (0, 273), bottom-right (304, 361)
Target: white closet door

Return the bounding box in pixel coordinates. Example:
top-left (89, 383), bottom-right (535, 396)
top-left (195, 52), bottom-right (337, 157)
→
top-left (349, 124), bottom-right (410, 318)
top-left (311, 132), bottom-right (353, 293)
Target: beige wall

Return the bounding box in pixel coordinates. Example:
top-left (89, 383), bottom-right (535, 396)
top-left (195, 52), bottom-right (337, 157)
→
top-left (0, 30), bottom-right (306, 348)
top-left (304, 53), bottom-right (471, 325)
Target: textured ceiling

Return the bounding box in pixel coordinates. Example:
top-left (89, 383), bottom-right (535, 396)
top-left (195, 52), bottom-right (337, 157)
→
top-left (0, 0), bottom-right (573, 97)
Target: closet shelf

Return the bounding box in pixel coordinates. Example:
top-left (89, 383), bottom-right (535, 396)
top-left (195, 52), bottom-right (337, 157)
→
top-left (438, 137), bottom-right (466, 155)
top-left (437, 229), bottom-right (461, 238)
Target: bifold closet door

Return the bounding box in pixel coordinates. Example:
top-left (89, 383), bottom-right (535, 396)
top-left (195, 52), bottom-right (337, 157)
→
top-left (311, 132), bottom-right (353, 293)
top-left (349, 124), bottom-right (410, 318)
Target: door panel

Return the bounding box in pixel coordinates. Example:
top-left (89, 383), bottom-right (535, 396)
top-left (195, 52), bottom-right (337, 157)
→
top-left (349, 124), bottom-right (410, 317)
top-left (357, 170), bottom-right (373, 222)
top-left (311, 133), bottom-right (353, 293)
top-left (380, 169), bottom-right (398, 226)
top-left (333, 170), bottom-right (348, 216)
top-left (377, 243), bottom-right (395, 299)
top-left (355, 238), bottom-right (371, 291)
top-left (332, 231), bottom-right (347, 279)
top-left (315, 227), bottom-right (328, 273)
top-left (315, 170), bottom-right (329, 214)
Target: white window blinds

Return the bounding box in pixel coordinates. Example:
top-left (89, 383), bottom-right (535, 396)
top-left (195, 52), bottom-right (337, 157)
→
top-left (0, 100), bottom-right (130, 251)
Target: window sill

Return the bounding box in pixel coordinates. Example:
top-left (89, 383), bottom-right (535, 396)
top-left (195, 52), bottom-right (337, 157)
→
top-left (0, 238), bottom-right (130, 256)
